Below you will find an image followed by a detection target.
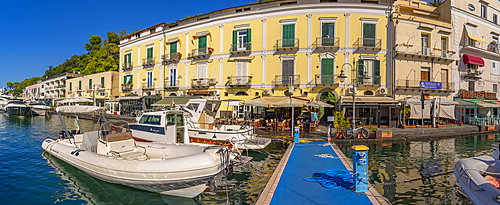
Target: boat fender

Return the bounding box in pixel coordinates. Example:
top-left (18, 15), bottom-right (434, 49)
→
top-left (485, 175), bottom-right (500, 190)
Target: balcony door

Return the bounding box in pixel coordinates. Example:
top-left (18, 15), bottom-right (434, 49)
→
top-left (321, 23), bottom-right (335, 46)
top-left (282, 24), bottom-right (295, 47)
top-left (198, 36), bottom-right (207, 54)
top-left (147, 71), bottom-right (153, 88)
top-left (237, 30), bottom-right (248, 51)
top-left (362, 23), bottom-right (376, 47)
top-left (282, 59), bottom-right (294, 84)
top-left (421, 34), bottom-right (429, 56)
top-left (441, 69), bottom-right (448, 90)
top-left (235, 60), bottom-right (248, 84)
top-left (169, 65), bottom-right (177, 86)
top-left (197, 62), bottom-right (207, 79)
top-left (170, 42), bottom-right (178, 60)
top-left (321, 58), bottom-right (334, 83)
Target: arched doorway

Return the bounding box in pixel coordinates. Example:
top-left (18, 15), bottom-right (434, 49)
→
top-left (168, 92), bottom-right (178, 96)
top-left (316, 88), bottom-right (338, 121)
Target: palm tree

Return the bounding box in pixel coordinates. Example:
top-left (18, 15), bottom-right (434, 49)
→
top-left (430, 0), bottom-right (443, 7)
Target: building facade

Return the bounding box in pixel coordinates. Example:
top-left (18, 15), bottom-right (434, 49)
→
top-left (24, 82), bottom-right (42, 101)
top-left (393, 0), bottom-right (455, 101)
top-left (40, 72), bottom-right (83, 101)
top-left (66, 71), bottom-right (120, 106)
top-left (118, 0), bottom-right (393, 120)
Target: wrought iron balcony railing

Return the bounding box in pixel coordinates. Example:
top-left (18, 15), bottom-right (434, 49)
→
top-left (142, 83), bottom-right (155, 90)
top-left (142, 57), bottom-right (155, 67)
top-left (122, 62), bottom-right (133, 70)
top-left (191, 78), bottom-right (217, 88)
top-left (354, 38), bottom-right (381, 50)
top-left (315, 37), bottom-right (340, 48)
top-left (122, 84), bottom-right (133, 91)
top-left (162, 52), bottom-right (182, 63)
top-left (357, 76), bottom-right (382, 86)
top-left (164, 80), bottom-right (180, 89)
top-left (314, 74), bottom-right (345, 85)
top-left (230, 42), bottom-right (251, 53)
top-left (273, 75), bottom-right (300, 86)
top-left (226, 76), bottom-right (252, 87)
top-left (275, 38), bottom-right (299, 50)
top-left (189, 47), bottom-right (213, 59)
top-left (395, 79), bottom-right (453, 91)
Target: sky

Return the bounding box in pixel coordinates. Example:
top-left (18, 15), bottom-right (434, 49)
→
top-left (0, 0), bottom-right (251, 87)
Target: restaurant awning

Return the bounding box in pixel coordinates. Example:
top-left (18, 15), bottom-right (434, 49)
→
top-left (152, 96), bottom-right (201, 106)
top-left (243, 97), bottom-right (273, 107)
top-left (462, 99), bottom-right (500, 108)
top-left (117, 96), bottom-right (143, 100)
top-left (465, 24), bottom-right (484, 43)
top-left (186, 91), bottom-right (214, 95)
top-left (305, 101), bottom-right (335, 108)
top-left (463, 54), bottom-right (485, 67)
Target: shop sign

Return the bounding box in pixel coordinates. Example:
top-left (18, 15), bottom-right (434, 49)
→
top-left (461, 90), bottom-right (497, 100)
top-left (420, 81), bottom-right (442, 89)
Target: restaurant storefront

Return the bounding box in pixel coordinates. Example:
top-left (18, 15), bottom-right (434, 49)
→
top-left (341, 97), bottom-right (399, 128)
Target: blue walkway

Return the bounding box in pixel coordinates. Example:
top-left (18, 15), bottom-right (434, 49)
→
top-left (269, 141), bottom-right (373, 205)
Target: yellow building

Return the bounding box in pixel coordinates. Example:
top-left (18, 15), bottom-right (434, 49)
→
top-left (66, 71), bottom-right (119, 106)
top-left (393, 0), bottom-right (455, 101)
top-left (118, 0), bottom-right (393, 122)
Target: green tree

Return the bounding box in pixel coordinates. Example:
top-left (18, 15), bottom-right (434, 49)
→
top-left (84, 35), bottom-right (103, 53)
top-left (430, 0), bottom-right (443, 7)
top-left (106, 31), bottom-right (120, 45)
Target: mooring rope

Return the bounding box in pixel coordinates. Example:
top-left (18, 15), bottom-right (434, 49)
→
top-left (370, 171), bottom-right (454, 187)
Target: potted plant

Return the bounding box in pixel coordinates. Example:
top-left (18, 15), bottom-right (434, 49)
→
top-left (177, 53), bottom-right (182, 59)
top-left (382, 130), bottom-right (392, 138)
top-left (459, 122), bottom-right (463, 126)
top-left (333, 111), bottom-right (350, 139)
top-left (401, 123), bottom-right (407, 129)
top-left (208, 47), bottom-right (214, 54)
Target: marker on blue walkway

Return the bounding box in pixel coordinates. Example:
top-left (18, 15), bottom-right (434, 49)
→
top-left (293, 126), bottom-right (300, 143)
top-left (352, 145), bottom-right (369, 193)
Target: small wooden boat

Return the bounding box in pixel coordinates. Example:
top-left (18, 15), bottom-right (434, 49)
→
top-left (42, 119), bottom-right (230, 198)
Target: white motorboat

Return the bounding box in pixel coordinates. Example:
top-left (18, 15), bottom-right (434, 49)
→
top-left (5, 101), bottom-right (31, 116)
top-left (454, 141), bottom-right (500, 205)
top-left (28, 101), bottom-right (51, 116)
top-left (42, 117), bottom-right (230, 198)
top-left (131, 99), bottom-right (271, 151)
top-left (0, 94), bottom-right (9, 111)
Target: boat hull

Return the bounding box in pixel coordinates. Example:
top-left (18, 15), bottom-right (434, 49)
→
top-left (31, 107), bottom-right (49, 116)
top-left (454, 156), bottom-right (500, 205)
top-left (42, 138), bottom-right (225, 198)
top-left (6, 106), bottom-right (31, 116)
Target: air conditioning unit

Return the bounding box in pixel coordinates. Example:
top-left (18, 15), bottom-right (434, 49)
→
top-left (379, 87), bottom-right (388, 95)
top-left (262, 89), bottom-right (271, 95)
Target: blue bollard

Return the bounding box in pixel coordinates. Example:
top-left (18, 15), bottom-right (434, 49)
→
top-left (294, 126), bottom-right (300, 143)
top-left (352, 145), bottom-right (369, 193)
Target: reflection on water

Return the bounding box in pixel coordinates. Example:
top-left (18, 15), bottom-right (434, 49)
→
top-left (0, 114), bottom-right (287, 205)
top-left (338, 134), bottom-right (500, 205)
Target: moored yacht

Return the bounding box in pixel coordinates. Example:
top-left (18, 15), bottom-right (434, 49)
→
top-left (5, 101), bottom-right (31, 116)
top-left (131, 99), bottom-right (271, 151)
top-left (28, 101), bottom-right (51, 116)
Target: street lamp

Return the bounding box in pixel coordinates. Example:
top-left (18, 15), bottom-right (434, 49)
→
top-left (348, 59), bottom-right (370, 129)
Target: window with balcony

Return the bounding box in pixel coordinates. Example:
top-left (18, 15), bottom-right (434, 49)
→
top-left (198, 36), bottom-right (207, 54)
top-left (468, 63), bottom-right (479, 70)
top-left (89, 79), bottom-right (92, 90)
top-left (123, 53), bottom-right (132, 69)
top-left (79, 81), bottom-right (81, 90)
top-left (481, 4), bottom-right (487, 18)
top-left (234, 60), bottom-right (249, 84)
top-left (493, 61), bottom-right (499, 75)
top-left (232, 29), bottom-right (251, 51)
top-left (489, 34), bottom-right (499, 53)
top-left (421, 34), bottom-right (430, 56)
top-left (358, 59), bottom-right (380, 84)
top-left (197, 62), bottom-right (207, 79)
top-left (169, 66), bottom-right (177, 87)
top-left (321, 58), bottom-right (334, 83)
top-left (69, 82), bottom-right (72, 91)
top-left (362, 23), bottom-right (376, 47)
top-left (170, 42), bottom-right (178, 60)
top-left (441, 37), bottom-right (448, 57)
top-left (441, 69), bottom-right (449, 90)
top-left (101, 77), bottom-right (104, 88)
top-left (124, 75), bottom-right (133, 84)
top-left (282, 59), bottom-right (295, 84)
top-left (421, 67), bottom-right (430, 82)
top-left (146, 47), bottom-right (154, 63)
top-left (321, 22), bottom-right (335, 46)
top-left (146, 71), bottom-right (153, 88)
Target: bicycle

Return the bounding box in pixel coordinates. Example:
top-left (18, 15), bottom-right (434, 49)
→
top-left (342, 121), bottom-right (369, 139)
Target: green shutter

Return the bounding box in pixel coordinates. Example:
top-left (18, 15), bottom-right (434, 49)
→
top-left (70, 82), bottom-right (72, 91)
top-left (128, 53), bottom-right (131, 63)
top-left (374, 60), bottom-right (380, 84)
top-left (358, 59), bottom-right (364, 76)
top-left (101, 77), bottom-right (104, 88)
top-left (321, 59), bottom-right (334, 84)
top-left (282, 24), bottom-right (295, 47)
top-left (124, 75), bottom-right (126, 84)
top-left (170, 42), bottom-right (177, 54)
top-left (232, 30), bottom-right (237, 51)
top-left (89, 79), bottom-right (92, 89)
top-left (247, 29), bottom-right (251, 43)
top-left (130, 75), bottom-right (133, 85)
top-left (124, 54), bottom-right (127, 63)
top-left (198, 36), bottom-right (207, 53)
top-left (79, 81), bottom-right (81, 90)
top-left (322, 23), bottom-right (329, 37)
top-left (147, 47), bottom-right (153, 58)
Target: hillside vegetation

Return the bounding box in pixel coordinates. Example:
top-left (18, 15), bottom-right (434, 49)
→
top-left (7, 30), bottom-right (126, 97)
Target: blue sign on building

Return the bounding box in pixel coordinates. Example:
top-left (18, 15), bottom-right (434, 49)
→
top-left (420, 81), bottom-right (442, 89)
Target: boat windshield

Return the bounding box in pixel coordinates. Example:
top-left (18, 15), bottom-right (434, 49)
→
top-left (139, 115), bottom-right (161, 125)
top-left (8, 101), bottom-right (25, 105)
top-left (99, 121), bottom-right (133, 141)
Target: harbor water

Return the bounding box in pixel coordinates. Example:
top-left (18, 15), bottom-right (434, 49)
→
top-left (0, 114), bottom-right (287, 205)
top-left (0, 113), bottom-right (496, 204)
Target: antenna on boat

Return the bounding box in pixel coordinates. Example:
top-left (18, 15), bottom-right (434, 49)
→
top-left (56, 108), bottom-right (74, 144)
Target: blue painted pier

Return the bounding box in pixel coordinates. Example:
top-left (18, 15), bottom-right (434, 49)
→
top-left (255, 141), bottom-right (388, 205)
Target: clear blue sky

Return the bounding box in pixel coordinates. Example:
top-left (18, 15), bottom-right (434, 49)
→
top-left (0, 0), bottom-right (251, 87)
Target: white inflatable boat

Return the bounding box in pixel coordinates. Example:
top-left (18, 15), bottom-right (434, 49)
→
top-left (42, 120), bottom-right (230, 198)
top-left (454, 141), bottom-right (500, 205)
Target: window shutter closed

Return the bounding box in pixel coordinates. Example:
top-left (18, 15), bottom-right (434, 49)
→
top-left (322, 23), bottom-right (329, 37)
top-left (374, 60), bottom-right (380, 76)
top-left (101, 77), bottom-right (104, 87)
top-left (130, 75), bottom-right (133, 84)
top-left (124, 76), bottom-right (126, 84)
top-left (233, 30), bottom-right (237, 51)
top-left (170, 42), bottom-right (177, 54)
top-left (358, 59), bottom-right (364, 76)
top-left (79, 81), bottom-right (81, 90)
top-left (70, 82), bottom-right (72, 91)
top-left (89, 79), bottom-right (92, 89)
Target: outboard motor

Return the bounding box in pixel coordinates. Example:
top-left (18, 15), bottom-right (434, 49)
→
top-left (494, 141), bottom-right (500, 160)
